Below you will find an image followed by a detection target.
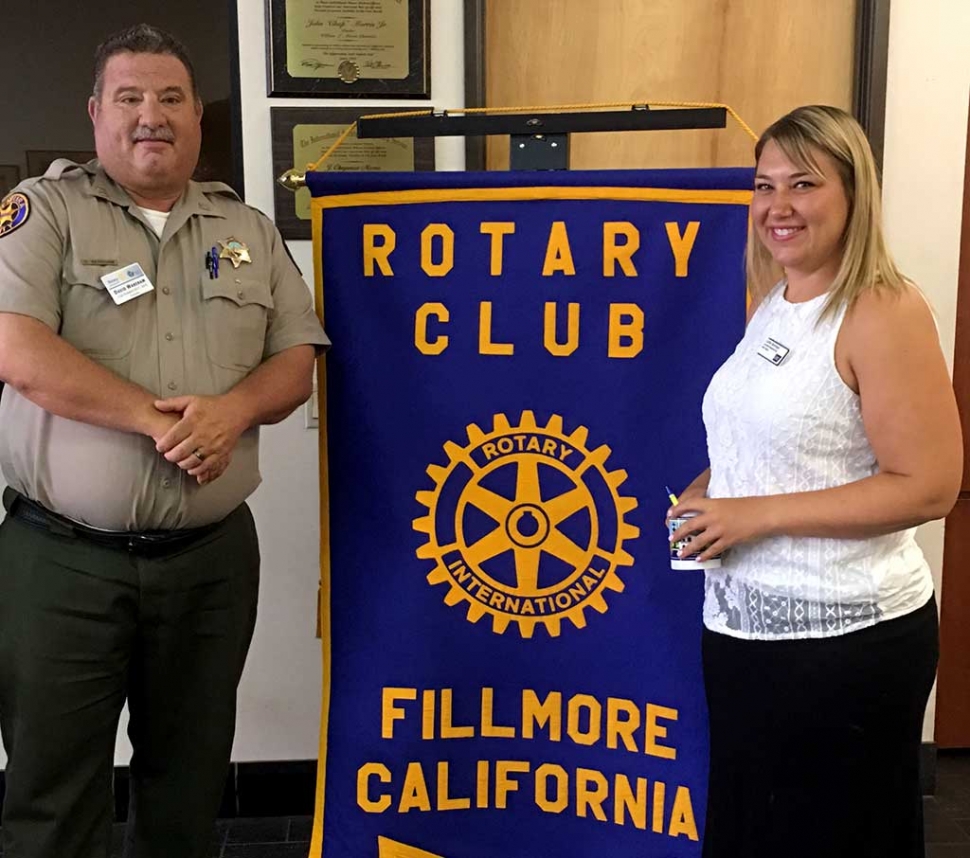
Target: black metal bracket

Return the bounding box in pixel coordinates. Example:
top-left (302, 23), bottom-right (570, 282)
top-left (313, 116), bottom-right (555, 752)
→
top-left (356, 106), bottom-right (727, 171)
top-left (510, 133), bottom-right (569, 170)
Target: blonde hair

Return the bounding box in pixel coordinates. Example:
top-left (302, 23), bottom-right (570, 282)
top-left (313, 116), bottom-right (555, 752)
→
top-left (746, 105), bottom-right (908, 319)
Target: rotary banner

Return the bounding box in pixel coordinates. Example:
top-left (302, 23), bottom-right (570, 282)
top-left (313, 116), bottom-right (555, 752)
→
top-left (306, 169), bottom-right (752, 858)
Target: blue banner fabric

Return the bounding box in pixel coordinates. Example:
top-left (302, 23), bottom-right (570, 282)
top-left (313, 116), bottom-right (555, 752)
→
top-left (307, 169), bottom-right (752, 858)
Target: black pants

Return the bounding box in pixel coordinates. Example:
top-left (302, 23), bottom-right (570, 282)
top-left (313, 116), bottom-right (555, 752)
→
top-left (0, 503), bottom-right (260, 858)
top-left (702, 597), bottom-right (939, 858)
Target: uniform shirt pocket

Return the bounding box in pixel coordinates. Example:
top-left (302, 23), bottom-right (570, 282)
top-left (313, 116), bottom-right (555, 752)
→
top-left (59, 266), bottom-right (136, 360)
top-left (202, 276), bottom-right (274, 372)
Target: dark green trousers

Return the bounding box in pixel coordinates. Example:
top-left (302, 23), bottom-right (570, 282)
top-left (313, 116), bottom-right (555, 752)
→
top-left (0, 504), bottom-right (260, 858)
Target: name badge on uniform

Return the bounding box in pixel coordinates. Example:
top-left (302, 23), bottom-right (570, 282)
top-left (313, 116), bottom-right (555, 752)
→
top-left (757, 337), bottom-right (790, 366)
top-left (100, 263), bottom-right (155, 305)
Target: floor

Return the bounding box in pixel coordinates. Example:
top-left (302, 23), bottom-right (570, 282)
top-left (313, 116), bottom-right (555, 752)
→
top-left (1, 753), bottom-right (969, 856)
top-left (926, 751), bottom-right (970, 858)
top-left (0, 817), bottom-right (314, 858)
top-left (112, 816), bottom-right (315, 857)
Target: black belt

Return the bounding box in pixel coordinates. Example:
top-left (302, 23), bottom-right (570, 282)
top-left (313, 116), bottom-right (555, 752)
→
top-left (2, 487), bottom-right (223, 556)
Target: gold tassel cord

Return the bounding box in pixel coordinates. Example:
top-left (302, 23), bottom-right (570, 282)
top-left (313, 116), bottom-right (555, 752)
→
top-left (277, 101), bottom-right (758, 189)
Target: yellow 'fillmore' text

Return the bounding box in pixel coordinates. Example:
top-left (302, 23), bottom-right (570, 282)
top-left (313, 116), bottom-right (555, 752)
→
top-left (362, 220), bottom-right (701, 359)
top-left (381, 687), bottom-right (679, 758)
top-left (355, 759), bottom-right (698, 840)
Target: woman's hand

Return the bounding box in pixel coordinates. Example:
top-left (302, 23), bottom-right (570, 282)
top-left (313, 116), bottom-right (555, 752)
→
top-left (666, 469), bottom-right (711, 518)
top-left (667, 496), bottom-right (776, 562)
top-left (676, 483), bottom-right (708, 507)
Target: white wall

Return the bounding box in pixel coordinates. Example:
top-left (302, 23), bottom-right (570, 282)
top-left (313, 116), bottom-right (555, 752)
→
top-left (227, 0), bottom-right (466, 762)
top-left (881, 0), bottom-right (970, 742)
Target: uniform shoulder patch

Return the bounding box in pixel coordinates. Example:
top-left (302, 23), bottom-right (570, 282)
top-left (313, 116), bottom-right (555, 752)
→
top-left (0, 192), bottom-right (30, 238)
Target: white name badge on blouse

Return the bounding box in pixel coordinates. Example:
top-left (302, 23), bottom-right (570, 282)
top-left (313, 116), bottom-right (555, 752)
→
top-left (100, 263), bottom-right (155, 305)
top-left (757, 337), bottom-right (791, 366)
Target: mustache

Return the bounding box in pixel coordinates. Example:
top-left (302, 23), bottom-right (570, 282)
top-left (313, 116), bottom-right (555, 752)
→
top-left (131, 127), bottom-right (175, 143)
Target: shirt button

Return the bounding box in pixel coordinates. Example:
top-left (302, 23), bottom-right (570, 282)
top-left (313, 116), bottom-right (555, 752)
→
top-left (167, 381), bottom-right (177, 390)
top-left (162, 478), bottom-right (172, 488)
top-left (165, 332), bottom-right (174, 341)
top-left (237, 290), bottom-right (245, 299)
top-left (162, 286), bottom-right (171, 295)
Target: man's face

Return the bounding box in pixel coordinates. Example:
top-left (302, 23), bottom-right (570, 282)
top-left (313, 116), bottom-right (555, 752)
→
top-left (88, 51), bottom-right (202, 207)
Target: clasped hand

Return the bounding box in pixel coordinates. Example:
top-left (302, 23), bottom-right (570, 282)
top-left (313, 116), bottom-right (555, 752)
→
top-left (665, 495), bottom-right (773, 562)
top-left (153, 395), bottom-right (248, 486)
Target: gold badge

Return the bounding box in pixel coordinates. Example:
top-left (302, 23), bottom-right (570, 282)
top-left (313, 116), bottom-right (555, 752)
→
top-left (217, 237), bottom-right (252, 269)
top-left (0, 192), bottom-right (30, 238)
top-left (337, 59), bottom-right (360, 84)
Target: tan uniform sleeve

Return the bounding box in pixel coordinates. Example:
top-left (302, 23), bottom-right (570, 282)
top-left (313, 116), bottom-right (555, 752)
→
top-left (0, 181), bottom-right (66, 331)
top-left (262, 216), bottom-right (331, 358)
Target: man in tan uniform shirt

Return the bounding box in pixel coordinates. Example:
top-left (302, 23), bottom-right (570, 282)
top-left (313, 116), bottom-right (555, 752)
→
top-left (0, 24), bottom-right (329, 858)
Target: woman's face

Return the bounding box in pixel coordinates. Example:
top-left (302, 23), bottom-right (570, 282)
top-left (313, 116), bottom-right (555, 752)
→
top-left (751, 139), bottom-right (850, 283)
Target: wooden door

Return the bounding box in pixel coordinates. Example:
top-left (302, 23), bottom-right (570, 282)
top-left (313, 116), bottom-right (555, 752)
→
top-left (935, 101), bottom-right (970, 748)
top-left (483, 0), bottom-right (857, 170)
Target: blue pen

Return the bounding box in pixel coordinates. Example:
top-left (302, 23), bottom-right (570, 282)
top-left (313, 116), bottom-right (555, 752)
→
top-left (211, 246), bottom-right (219, 278)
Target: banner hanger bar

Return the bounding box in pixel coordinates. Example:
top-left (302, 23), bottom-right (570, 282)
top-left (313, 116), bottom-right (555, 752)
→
top-left (356, 106), bottom-right (727, 140)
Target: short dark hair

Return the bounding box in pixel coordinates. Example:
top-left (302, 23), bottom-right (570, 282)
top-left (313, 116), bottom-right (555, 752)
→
top-left (92, 23), bottom-right (200, 102)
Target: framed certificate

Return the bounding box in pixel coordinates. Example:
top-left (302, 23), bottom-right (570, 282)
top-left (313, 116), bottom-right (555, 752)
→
top-left (270, 106), bottom-right (435, 240)
top-left (266, 0), bottom-right (430, 98)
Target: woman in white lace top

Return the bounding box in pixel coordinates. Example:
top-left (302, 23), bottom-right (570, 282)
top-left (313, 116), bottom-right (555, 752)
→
top-left (670, 105), bottom-right (962, 857)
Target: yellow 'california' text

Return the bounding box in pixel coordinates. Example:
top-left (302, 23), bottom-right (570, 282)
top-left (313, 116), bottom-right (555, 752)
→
top-left (355, 759), bottom-right (698, 841)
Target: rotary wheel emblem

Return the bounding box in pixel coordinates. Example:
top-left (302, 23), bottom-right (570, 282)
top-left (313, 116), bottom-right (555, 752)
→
top-left (413, 411), bottom-right (640, 638)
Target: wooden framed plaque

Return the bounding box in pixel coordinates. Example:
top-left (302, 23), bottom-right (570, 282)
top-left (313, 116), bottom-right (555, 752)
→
top-left (266, 0), bottom-right (430, 98)
top-left (270, 106), bottom-right (435, 239)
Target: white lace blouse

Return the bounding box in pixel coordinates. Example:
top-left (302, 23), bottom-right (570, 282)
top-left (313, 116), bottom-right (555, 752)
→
top-left (701, 282), bottom-right (933, 640)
